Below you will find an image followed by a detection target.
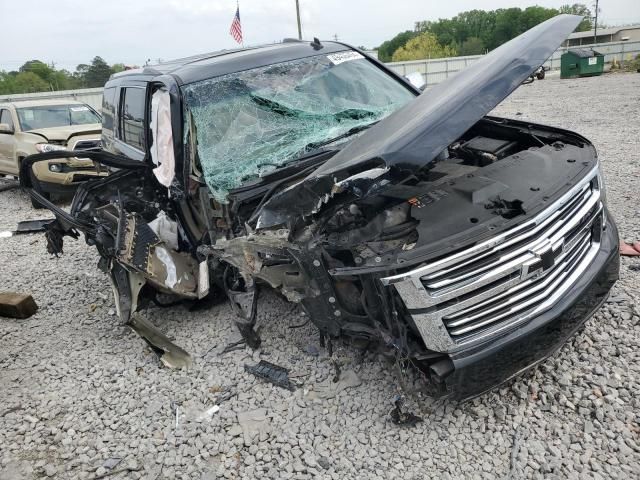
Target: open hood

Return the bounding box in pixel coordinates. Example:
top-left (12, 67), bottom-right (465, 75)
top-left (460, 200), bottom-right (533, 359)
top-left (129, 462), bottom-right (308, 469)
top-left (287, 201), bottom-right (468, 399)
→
top-left (256, 14), bottom-right (582, 228)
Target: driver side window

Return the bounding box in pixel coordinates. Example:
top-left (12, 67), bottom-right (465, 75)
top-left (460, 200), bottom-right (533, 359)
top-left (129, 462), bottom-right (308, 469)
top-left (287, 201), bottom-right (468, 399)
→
top-left (0, 109), bottom-right (14, 130)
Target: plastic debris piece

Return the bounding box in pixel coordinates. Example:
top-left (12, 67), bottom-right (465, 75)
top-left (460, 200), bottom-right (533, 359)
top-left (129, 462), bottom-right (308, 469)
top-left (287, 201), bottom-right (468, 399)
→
top-left (620, 241), bottom-right (640, 256)
top-left (245, 360), bottom-right (296, 391)
top-left (389, 396), bottom-right (423, 427)
top-left (196, 405), bottom-right (220, 422)
top-left (14, 219), bottom-right (53, 234)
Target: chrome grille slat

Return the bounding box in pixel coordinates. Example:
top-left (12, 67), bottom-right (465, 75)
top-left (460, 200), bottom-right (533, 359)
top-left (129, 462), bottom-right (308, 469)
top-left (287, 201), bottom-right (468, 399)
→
top-left (441, 228), bottom-right (591, 325)
top-left (381, 167), bottom-right (603, 353)
top-left (445, 232), bottom-right (591, 333)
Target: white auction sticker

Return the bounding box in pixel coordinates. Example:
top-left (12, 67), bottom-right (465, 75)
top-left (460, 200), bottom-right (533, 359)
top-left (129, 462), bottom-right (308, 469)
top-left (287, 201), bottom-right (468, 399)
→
top-left (327, 51), bottom-right (364, 65)
top-left (70, 106), bottom-right (89, 112)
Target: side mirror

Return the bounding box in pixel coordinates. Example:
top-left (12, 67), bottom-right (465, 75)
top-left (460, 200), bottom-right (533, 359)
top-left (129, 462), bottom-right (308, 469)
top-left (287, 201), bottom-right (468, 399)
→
top-left (404, 72), bottom-right (426, 91)
top-left (0, 123), bottom-right (14, 134)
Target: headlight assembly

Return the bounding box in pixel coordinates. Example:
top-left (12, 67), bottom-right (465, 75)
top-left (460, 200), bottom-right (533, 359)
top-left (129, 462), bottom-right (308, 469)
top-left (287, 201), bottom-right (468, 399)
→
top-left (35, 143), bottom-right (66, 153)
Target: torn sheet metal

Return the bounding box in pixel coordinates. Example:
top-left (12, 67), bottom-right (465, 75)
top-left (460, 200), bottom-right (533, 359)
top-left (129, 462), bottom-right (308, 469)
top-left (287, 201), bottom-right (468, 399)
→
top-left (150, 89), bottom-right (176, 187)
top-left (117, 214), bottom-right (198, 297)
top-left (129, 316), bottom-right (192, 369)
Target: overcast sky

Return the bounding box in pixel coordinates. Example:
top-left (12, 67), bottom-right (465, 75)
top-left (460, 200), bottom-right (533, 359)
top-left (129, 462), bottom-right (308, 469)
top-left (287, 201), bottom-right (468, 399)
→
top-left (1, 0), bottom-right (639, 71)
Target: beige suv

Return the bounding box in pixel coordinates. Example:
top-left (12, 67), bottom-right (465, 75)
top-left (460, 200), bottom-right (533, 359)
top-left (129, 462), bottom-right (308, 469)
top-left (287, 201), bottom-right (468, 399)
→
top-left (0, 99), bottom-right (107, 207)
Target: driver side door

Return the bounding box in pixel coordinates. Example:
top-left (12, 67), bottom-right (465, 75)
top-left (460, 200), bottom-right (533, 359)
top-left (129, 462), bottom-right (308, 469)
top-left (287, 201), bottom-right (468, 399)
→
top-left (0, 108), bottom-right (18, 174)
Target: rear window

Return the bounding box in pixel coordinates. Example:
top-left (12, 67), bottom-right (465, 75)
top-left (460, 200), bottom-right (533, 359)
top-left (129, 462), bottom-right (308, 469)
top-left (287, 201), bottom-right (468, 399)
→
top-left (119, 87), bottom-right (145, 151)
top-left (16, 104), bottom-right (100, 131)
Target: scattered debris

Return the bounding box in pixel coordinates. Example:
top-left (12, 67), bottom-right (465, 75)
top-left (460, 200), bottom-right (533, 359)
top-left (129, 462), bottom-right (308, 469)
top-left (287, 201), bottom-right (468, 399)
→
top-left (92, 465), bottom-right (141, 480)
top-left (245, 360), bottom-right (296, 391)
top-left (0, 231), bottom-right (12, 238)
top-left (506, 428), bottom-right (522, 480)
top-left (129, 316), bottom-right (192, 369)
top-left (14, 219), bottom-right (54, 234)
top-left (102, 458), bottom-right (122, 470)
top-left (302, 343), bottom-right (320, 356)
top-left (306, 369), bottom-right (361, 400)
top-left (196, 405), bottom-right (220, 422)
top-left (620, 241), bottom-right (640, 256)
top-left (0, 177), bottom-right (19, 193)
top-left (237, 408), bottom-right (271, 446)
top-left (389, 396), bottom-right (423, 427)
top-left (221, 338), bottom-right (246, 354)
top-left (171, 401), bottom-right (180, 430)
top-left (0, 292), bottom-right (38, 319)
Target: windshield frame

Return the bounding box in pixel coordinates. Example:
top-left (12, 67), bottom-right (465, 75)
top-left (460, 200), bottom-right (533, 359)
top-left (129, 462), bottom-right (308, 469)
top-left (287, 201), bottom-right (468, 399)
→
top-left (16, 104), bottom-right (101, 131)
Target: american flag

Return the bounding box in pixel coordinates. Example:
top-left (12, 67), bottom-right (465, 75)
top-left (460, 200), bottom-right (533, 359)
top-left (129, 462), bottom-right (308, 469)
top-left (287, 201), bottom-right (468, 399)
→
top-left (229, 6), bottom-right (243, 44)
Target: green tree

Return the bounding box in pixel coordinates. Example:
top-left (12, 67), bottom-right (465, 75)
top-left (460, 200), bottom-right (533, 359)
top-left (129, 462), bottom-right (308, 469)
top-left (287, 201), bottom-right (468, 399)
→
top-left (377, 30), bottom-right (418, 62)
top-left (11, 72), bottom-right (51, 93)
top-left (459, 37), bottom-right (485, 56)
top-left (111, 63), bottom-right (126, 74)
top-left (81, 56), bottom-right (113, 88)
top-left (391, 32), bottom-right (457, 61)
top-left (560, 4), bottom-right (593, 31)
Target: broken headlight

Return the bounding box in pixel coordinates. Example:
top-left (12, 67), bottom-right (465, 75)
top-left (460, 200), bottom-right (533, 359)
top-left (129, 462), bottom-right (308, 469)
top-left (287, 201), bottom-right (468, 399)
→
top-left (35, 143), bottom-right (66, 153)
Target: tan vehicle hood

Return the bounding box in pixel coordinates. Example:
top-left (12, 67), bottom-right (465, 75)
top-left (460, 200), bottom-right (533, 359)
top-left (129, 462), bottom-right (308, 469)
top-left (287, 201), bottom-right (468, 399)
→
top-left (26, 124), bottom-right (102, 143)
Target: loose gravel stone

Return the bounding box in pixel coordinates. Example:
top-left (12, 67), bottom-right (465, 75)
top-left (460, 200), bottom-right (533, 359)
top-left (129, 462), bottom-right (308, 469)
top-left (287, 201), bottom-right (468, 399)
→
top-left (1, 72), bottom-right (639, 479)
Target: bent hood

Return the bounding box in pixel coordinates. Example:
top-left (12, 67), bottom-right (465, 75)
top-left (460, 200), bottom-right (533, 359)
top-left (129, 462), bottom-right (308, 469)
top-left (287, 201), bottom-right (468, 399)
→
top-left (256, 14), bottom-right (582, 228)
top-left (25, 124), bottom-right (101, 143)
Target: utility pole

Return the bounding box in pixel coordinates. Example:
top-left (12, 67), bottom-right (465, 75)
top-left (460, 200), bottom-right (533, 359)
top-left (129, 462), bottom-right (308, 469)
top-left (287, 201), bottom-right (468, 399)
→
top-left (593, 0), bottom-right (599, 44)
top-left (295, 0), bottom-right (302, 40)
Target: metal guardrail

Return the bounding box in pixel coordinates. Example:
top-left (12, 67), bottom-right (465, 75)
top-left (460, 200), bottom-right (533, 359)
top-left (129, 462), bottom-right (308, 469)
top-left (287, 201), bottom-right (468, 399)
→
top-left (1, 40), bottom-right (638, 108)
top-left (386, 39), bottom-right (640, 86)
top-left (0, 87), bottom-right (104, 110)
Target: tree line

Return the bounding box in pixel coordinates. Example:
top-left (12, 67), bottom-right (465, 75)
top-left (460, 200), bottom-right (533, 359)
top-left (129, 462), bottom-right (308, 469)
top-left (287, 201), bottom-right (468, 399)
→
top-left (0, 57), bottom-right (127, 95)
top-left (378, 4), bottom-right (594, 62)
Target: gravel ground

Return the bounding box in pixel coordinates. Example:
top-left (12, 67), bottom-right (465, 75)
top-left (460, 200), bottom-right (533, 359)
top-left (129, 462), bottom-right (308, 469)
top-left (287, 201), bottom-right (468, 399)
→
top-left (1, 72), bottom-right (639, 480)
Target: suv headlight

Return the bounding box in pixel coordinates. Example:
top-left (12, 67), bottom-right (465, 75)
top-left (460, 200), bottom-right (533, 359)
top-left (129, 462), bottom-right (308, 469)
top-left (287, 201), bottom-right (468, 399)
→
top-left (35, 143), bottom-right (66, 153)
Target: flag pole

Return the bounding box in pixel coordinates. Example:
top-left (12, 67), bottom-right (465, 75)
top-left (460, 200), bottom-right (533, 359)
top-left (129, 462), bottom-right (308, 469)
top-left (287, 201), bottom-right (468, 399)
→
top-left (238, 0), bottom-right (244, 48)
top-left (295, 0), bottom-right (302, 40)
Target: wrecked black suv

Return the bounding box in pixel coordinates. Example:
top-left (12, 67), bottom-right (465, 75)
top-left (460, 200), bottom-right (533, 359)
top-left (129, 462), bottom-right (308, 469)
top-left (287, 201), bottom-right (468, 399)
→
top-left (22, 15), bottom-right (619, 399)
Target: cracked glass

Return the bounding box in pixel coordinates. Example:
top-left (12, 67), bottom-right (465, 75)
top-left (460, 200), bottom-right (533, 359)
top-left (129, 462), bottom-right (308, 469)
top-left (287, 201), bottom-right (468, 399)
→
top-left (182, 52), bottom-right (414, 202)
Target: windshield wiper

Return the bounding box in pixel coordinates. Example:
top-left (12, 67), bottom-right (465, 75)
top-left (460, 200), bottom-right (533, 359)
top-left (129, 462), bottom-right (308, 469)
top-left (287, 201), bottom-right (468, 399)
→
top-left (304, 121), bottom-right (379, 152)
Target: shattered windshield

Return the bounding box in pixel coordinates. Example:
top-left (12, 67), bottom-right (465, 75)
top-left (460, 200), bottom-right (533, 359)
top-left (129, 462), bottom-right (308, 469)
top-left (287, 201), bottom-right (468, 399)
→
top-left (182, 51), bottom-right (414, 202)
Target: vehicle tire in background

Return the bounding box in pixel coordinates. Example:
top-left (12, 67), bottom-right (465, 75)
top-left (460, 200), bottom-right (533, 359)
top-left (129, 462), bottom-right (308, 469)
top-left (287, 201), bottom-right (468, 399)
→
top-left (536, 69), bottom-right (546, 80)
